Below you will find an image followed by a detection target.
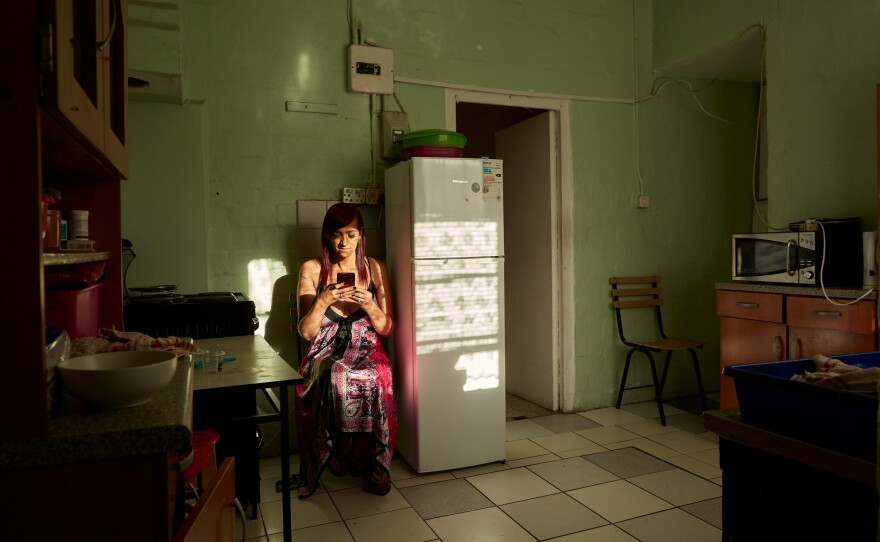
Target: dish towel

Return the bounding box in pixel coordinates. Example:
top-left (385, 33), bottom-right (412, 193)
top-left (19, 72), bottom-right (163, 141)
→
top-left (790, 354), bottom-right (880, 394)
top-left (70, 327), bottom-right (201, 358)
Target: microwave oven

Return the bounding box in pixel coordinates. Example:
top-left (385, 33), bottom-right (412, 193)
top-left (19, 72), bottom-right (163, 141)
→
top-left (731, 218), bottom-right (863, 286)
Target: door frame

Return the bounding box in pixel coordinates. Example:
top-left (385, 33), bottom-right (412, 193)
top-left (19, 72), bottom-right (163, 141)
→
top-left (444, 89), bottom-right (575, 412)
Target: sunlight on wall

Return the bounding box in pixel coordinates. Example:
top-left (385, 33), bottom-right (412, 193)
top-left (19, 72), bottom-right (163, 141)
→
top-left (248, 258), bottom-right (288, 336)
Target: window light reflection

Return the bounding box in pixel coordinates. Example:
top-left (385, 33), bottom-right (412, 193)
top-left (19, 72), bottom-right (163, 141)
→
top-left (414, 221), bottom-right (499, 258)
top-left (411, 237), bottom-right (502, 391)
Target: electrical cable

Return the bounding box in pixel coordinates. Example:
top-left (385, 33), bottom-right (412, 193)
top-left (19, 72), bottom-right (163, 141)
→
top-left (631, 0), bottom-right (645, 197)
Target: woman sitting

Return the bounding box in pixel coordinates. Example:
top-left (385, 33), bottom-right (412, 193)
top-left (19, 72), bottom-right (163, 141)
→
top-left (293, 202), bottom-right (397, 497)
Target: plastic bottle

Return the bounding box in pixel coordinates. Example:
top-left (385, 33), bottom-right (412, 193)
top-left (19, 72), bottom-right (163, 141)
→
top-left (70, 210), bottom-right (89, 240)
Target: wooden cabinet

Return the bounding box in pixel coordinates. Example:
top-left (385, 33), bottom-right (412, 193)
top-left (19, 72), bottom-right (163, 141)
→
top-left (0, 1), bottom-right (127, 438)
top-left (717, 290), bottom-right (786, 408)
top-left (786, 295), bottom-right (876, 359)
top-left (173, 458), bottom-right (237, 542)
top-left (717, 288), bottom-right (877, 408)
top-left (41, 0), bottom-right (128, 178)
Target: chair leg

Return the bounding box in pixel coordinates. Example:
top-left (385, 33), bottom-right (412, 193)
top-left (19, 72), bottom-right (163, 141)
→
top-left (649, 351), bottom-right (668, 426)
top-left (616, 350), bottom-right (636, 409)
top-left (690, 349), bottom-right (708, 412)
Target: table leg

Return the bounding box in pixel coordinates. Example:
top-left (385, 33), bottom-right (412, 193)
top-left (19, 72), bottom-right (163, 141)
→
top-left (280, 385), bottom-right (291, 542)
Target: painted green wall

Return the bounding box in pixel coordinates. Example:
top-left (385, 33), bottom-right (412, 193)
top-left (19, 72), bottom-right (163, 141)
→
top-left (124, 0), bottom-right (877, 413)
top-left (654, 0), bottom-right (880, 229)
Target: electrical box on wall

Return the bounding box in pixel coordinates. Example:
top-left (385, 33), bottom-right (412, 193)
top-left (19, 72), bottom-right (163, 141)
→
top-left (381, 111), bottom-right (409, 159)
top-left (349, 44), bottom-right (394, 95)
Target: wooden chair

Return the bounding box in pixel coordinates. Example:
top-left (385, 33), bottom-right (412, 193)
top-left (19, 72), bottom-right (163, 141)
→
top-left (609, 276), bottom-right (707, 425)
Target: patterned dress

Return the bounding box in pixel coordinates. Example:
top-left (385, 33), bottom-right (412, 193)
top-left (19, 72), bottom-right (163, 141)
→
top-left (294, 281), bottom-right (398, 498)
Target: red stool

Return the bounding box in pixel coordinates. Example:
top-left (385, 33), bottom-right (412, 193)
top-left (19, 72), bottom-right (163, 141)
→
top-left (184, 429), bottom-right (220, 496)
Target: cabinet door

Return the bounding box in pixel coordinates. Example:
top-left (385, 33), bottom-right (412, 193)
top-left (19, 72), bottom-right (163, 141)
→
top-left (788, 327), bottom-right (876, 359)
top-left (719, 317), bottom-right (787, 409)
top-left (100, 0), bottom-right (128, 177)
top-left (173, 457), bottom-right (236, 542)
top-left (52, 0), bottom-right (104, 152)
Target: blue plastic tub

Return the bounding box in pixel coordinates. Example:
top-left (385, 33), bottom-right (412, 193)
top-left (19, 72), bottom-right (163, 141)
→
top-left (723, 352), bottom-right (879, 460)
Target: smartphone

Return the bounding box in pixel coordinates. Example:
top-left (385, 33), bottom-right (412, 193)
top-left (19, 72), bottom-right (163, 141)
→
top-left (337, 272), bottom-right (356, 286)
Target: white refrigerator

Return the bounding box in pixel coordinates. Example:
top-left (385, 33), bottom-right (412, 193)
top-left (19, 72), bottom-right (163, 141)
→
top-left (385, 157), bottom-right (506, 473)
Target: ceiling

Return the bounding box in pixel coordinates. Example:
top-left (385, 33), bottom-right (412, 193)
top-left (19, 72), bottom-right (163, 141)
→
top-left (653, 26), bottom-right (765, 84)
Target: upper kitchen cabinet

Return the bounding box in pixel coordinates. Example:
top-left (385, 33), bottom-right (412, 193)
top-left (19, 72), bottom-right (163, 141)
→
top-left (40, 0), bottom-right (128, 179)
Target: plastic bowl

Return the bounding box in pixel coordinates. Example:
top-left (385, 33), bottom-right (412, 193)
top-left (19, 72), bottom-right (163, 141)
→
top-left (58, 350), bottom-right (178, 409)
top-left (404, 145), bottom-right (465, 159)
top-left (400, 129), bottom-right (467, 149)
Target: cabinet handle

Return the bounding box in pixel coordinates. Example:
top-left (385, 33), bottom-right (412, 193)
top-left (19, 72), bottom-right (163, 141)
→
top-left (98, 0), bottom-right (118, 52)
top-left (813, 310), bottom-right (842, 318)
top-left (772, 335), bottom-right (785, 360)
top-left (736, 302), bottom-right (759, 309)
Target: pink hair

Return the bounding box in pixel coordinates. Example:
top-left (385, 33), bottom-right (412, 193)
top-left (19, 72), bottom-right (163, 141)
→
top-left (319, 203), bottom-right (368, 288)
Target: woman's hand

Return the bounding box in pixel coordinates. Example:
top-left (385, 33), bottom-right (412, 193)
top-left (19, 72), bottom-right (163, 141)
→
top-left (326, 282), bottom-right (357, 304)
top-left (348, 285), bottom-right (372, 308)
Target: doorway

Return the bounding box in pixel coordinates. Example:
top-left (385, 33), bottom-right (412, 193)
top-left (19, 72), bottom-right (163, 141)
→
top-left (445, 90), bottom-right (574, 413)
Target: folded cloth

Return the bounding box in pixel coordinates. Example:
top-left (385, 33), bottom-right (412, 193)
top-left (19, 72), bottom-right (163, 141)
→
top-left (71, 327), bottom-right (201, 358)
top-left (789, 354), bottom-right (880, 394)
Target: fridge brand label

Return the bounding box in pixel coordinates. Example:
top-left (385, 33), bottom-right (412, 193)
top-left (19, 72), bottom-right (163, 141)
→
top-left (451, 179), bottom-right (469, 184)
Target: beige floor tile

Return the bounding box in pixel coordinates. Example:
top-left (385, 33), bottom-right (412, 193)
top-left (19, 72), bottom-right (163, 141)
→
top-left (467, 466), bottom-right (560, 505)
top-left (648, 431), bottom-right (718, 454)
top-left (546, 524), bottom-right (639, 541)
top-left (689, 447), bottom-right (720, 468)
top-left (261, 491), bottom-right (341, 533)
top-left (273, 521), bottom-right (354, 542)
top-left (575, 425), bottom-right (640, 445)
top-left (557, 445), bottom-right (609, 458)
top-left (506, 418), bottom-right (556, 441)
top-left (507, 438), bottom-right (553, 460)
top-left (426, 507), bottom-right (535, 542)
top-left (567, 480), bottom-right (673, 523)
top-left (450, 461), bottom-right (510, 478)
top-left (506, 453), bottom-right (561, 468)
top-left (663, 454), bottom-right (723, 480)
top-left (346, 508), bottom-right (436, 542)
top-left (529, 431), bottom-right (597, 453)
top-left (620, 402), bottom-right (684, 419)
top-left (329, 486), bottom-right (411, 520)
top-left (710, 476), bottom-right (723, 486)
top-left (392, 471), bottom-right (456, 489)
top-left (618, 419), bottom-right (681, 437)
top-left (501, 493), bottom-right (608, 540)
top-left (627, 469), bottom-right (722, 506)
top-left (578, 407), bottom-right (648, 426)
top-left (616, 508), bottom-right (721, 542)
top-left (235, 506), bottom-right (266, 540)
top-left (603, 438), bottom-right (679, 459)
top-left (528, 456), bottom-right (619, 491)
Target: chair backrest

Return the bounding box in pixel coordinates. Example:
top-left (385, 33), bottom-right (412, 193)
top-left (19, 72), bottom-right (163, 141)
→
top-left (609, 276), bottom-right (668, 344)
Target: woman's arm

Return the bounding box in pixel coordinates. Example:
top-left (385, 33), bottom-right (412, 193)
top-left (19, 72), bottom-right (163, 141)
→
top-left (358, 258), bottom-right (394, 336)
top-left (296, 259), bottom-right (334, 341)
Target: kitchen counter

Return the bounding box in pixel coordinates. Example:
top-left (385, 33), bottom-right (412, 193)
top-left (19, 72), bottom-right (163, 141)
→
top-left (0, 356), bottom-right (193, 471)
top-left (715, 280), bottom-right (877, 300)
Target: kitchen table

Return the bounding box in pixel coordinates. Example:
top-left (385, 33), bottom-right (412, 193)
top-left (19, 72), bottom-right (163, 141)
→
top-left (192, 335), bottom-right (302, 542)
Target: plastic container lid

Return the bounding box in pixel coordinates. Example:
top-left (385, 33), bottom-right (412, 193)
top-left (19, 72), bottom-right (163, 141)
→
top-left (400, 129), bottom-right (466, 149)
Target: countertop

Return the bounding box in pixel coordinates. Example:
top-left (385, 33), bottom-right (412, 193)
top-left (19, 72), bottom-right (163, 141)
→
top-left (715, 281), bottom-right (877, 300)
top-left (0, 357), bottom-right (194, 471)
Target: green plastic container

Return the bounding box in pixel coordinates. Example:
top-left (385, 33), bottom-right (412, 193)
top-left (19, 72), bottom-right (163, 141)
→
top-left (400, 129), bottom-right (466, 149)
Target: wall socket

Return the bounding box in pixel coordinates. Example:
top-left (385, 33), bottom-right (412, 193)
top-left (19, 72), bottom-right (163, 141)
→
top-left (366, 188), bottom-right (384, 205)
top-left (637, 195), bottom-right (650, 208)
top-left (342, 187), bottom-right (366, 204)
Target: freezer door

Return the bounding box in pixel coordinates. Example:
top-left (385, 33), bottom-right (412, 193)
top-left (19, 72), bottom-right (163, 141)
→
top-left (410, 158), bottom-right (504, 260)
top-left (409, 257), bottom-right (506, 472)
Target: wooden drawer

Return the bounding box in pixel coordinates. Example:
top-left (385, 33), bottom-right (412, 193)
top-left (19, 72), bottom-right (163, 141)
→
top-left (716, 290), bottom-right (783, 323)
top-left (786, 296), bottom-right (876, 334)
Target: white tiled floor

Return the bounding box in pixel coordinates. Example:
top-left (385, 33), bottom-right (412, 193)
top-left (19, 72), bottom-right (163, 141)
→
top-left (235, 400), bottom-right (723, 541)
